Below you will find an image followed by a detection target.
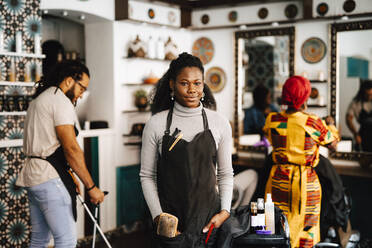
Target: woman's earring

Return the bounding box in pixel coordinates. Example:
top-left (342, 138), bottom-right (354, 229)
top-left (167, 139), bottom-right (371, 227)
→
top-left (170, 91), bottom-right (175, 101)
top-left (201, 92), bottom-right (205, 102)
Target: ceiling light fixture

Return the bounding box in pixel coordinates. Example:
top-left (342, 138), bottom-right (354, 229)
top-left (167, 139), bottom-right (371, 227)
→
top-left (42, 9), bottom-right (48, 14)
top-left (341, 15), bottom-right (349, 20)
top-left (271, 22), bottom-right (279, 27)
top-left (79, 14), bottom-right (86, 20)
top-left (62, 10), bottom-right (68, 17)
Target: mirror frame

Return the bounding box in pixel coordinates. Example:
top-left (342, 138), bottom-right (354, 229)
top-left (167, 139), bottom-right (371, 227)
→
top-left (234, 27), bottom-right (295, 153)
top-left (329, 19), bottom-right (372, 166)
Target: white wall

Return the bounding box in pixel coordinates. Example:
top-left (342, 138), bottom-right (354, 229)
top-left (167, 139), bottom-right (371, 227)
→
top-left (41, 0), bottom-right (115, 21)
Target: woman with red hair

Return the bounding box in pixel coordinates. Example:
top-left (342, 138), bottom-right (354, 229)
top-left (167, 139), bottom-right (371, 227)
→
top-left (263, 76), bottom-right (339, 248)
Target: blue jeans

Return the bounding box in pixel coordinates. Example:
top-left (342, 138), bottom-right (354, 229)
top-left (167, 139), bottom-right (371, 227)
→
top-left (27, 178), bottom-right (76, 248)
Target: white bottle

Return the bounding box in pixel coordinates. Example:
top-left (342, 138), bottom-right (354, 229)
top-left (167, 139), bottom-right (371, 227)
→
top-left (265, 193), bottom-right (275, 234)
top-left (16, 31), bottom-right (22, 53)
top-left (0, 30), bottom-right (4, 52)
top-left (147, 36), bottom-right (156, 59)
top-left (34, 34), bottom-right (41, 54)
top-left (156, 37), bottom-right (165, 60)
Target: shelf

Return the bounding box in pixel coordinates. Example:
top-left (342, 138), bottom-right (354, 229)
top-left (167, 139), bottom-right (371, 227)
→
top-left (122, 83), bottom-right (156, 86)
top-left (0, 139), bottom-right (23, 148)
top-left (123, 134), bottom-right (141, 137)
top-left (0, 111), bottom-right (27, 116)
top-left (122, 110), bottom-right (150, 114)
top-left (310, 80), bottom-right (328, 83)
top-left (0, 51), bottom-right (45, 58)
top-left (307, 105), bottom-right (327, 108)
top-left (124, 141), bottom-right (142, 146)
top-left (124, 56), bottom-right (171, 62)
top-left (0, 81), bottom-right (35, 87)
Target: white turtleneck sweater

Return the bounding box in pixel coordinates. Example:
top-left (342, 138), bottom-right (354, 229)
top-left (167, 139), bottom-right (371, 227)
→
top-left (140, 101), bottom-right (234, 219)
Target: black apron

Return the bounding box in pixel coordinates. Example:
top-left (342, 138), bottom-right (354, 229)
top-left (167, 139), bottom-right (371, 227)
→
top-left (358, 105), bottom-right (372, 152)
top-left (154, 106), bottom-right (220, 248)
top-left (28, 126), bottom-right (79, 221)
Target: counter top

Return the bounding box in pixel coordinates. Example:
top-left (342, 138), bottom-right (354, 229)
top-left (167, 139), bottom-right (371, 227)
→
top-left (233, 156), bottom-right (372, 178)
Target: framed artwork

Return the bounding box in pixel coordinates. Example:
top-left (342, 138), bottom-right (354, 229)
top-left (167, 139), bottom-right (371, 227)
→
top-left (201, 14), bottom-right (209, 25)
top-left (258, 8), bottom-right (268, 19)
top-left (301, 37), bottom-right (326, 64)
top-left (228, 11), bottom-right (237, 22)
top-left (148, 8), bottom-right (155, 19)
top-left (192, 37), bottom-right (214, 65)
top-left (316, 2), bottom-right (329, 16)
top-left (284, 4), bottom-right (298, 19)
top-left (206, 67), bottom-right (226, 93)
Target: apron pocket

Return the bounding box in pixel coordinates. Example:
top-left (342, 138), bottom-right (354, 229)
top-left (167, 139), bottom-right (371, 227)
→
top-left (154, 232), bottom-right (185, 248)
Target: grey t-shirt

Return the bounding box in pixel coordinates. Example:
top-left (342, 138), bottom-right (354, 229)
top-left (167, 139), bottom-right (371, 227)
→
top-left (16, 87), bottom-right (76, 187)
top-left (140, 101), bottom-right (234, 219)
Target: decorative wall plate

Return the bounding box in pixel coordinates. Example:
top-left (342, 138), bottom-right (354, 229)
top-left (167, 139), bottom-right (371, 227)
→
top-left (201, 14), bottom-right (209, 25)
top-left (168, 11), bottom-right (176, 24)
top-left (301, 37), bottom-right (326, 64)
top-left (192, 37), bottom-right (214, 65)
top-left (316, 2), bottom-right (329, 16)
top-left (228, 11), bottom-right (237, 22)
top-left (258, 8), bottom-right (268, 19)
top-left (343, 0), bottom-right (356, 13)
top-left (148, 8), bottom-right (155, 19)
top-left (310, 87), bottom-right (319, 99)
top-left (206, 67), bottom-right (226, 93)
top-left (284, 4), bottom-right (298, 19)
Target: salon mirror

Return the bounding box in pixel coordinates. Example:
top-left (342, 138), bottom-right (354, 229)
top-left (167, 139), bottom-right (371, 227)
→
top-left (233, 27), bottom-right (295, 153)
top-left (330, 19), bottom-right (372, 166)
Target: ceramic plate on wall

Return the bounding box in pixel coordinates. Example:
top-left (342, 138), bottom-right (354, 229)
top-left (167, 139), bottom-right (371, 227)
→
top-left (301, 37), bottom-right (326, 64)
top-left (192, 37), bottom-right (214, 65)
top-left (148, 8), bottom-right (155, 19)
top-left (316, 2), bottom-right (329, 16)
top-left (168, 11), bottom-right (176, 24)
top-left (284, 4), bottom-right (298, 19)
top-left (258, 8), bottom-right (268, 19)
top-left (343, 0), bottom-right (356, 13)
top-left (228, 11), bottom-right (237, 22)
top-left (201, 14), bottom-right (209, 25)
top-left (206, 67), bottom-right (226, 93)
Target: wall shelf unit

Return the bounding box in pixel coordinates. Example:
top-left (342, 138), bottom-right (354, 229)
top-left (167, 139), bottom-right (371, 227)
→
top-left (307, 104), bottom-right (327, 108)
top-left (0, 81), bottom-right (35, 87)
top-left (310, 80), bottom-right (328, 84)
top-left (0, 139), bottom-right (23, 148)
top-left (123, 141), bottom-right (142, 146)
top-left (0, 51), bottom-right (45, 59)
top-left (122, 110), bottom-right (150, 114)
top-left (0, 111), bottom-right (27, 116)
top-left (122, 83), bottom-right (156, 86)
top-left (123, 56), bottom-right (171, 62)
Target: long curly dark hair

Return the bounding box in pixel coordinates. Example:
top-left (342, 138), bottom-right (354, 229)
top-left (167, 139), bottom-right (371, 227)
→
top-left (253, 84), bottom-right (270, 111)
top-left (354, 79), bottom-right (372, 102)
top-left (150, 52), bottom-right (216, 115)
top-left (33, 60), bottom-right (90, 99)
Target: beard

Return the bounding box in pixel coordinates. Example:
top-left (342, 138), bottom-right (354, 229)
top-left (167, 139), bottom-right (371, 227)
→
top-left (65, 87), bottom-right (77, 107)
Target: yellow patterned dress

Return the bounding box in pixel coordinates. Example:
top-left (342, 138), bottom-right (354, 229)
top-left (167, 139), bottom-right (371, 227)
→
top-left (263, 111), bottom-right (339, 248)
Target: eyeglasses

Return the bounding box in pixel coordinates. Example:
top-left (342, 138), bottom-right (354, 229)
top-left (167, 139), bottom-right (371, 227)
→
top-left (75, 80), bottom-right (87, 93)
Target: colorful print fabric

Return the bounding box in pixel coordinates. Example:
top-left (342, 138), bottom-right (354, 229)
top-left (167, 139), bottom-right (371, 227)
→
top-left (264, 111), bottom-right (338, 248)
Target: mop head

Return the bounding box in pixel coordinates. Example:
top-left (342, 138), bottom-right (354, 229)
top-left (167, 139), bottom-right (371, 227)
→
top-left (157, 213), bottom-right (178, 238)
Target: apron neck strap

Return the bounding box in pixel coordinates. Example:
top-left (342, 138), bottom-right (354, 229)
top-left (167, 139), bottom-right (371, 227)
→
top-left (165, 105), bottom-right (209, 135)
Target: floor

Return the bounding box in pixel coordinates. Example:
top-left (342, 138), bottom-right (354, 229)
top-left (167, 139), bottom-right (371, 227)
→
top-left (82, 231), bottom-right (152, 248)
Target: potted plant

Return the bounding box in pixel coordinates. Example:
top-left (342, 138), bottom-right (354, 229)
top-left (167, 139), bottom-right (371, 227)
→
top-left (134, 89), bottom-right (148, 111)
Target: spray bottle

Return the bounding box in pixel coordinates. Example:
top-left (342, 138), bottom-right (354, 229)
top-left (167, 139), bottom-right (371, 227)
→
top-left (265, 193), bottom-right (275, 234)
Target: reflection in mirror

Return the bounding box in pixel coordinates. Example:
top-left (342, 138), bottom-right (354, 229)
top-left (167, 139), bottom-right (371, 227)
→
top-left (234, 27), bottom-right (295, 152)
top-left (338, 29), bottom-right (372, 153)
top-left (330, 20), bottom-right (372, 164)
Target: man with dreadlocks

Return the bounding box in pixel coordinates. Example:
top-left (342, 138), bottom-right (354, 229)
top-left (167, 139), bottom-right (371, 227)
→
top-left (16, 60), bottom-right (104, 248)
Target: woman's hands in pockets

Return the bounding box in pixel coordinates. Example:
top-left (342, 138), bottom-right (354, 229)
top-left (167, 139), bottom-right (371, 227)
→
top-left (203, 209), bottom-right (230, 233)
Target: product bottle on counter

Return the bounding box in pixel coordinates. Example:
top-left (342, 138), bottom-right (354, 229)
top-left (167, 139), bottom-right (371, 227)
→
top-left (8, 59), bottom-right (16, 82)
top-left (156, 37), bottom-right (165, 60)
top-left (0, 30), bottom-right (4, 52)
top-left (250, 202), bottom-right (258, 232)
top-left (257, 198), bottom-right (266, 231)
top-left (265, 193), bottom-right (275, 234)
top-left (34, 34), bottom-right (41, 54)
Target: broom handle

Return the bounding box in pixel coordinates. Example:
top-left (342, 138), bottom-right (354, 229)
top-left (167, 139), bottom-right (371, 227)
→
top-left (77, 194), bottom-right (112, 248)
